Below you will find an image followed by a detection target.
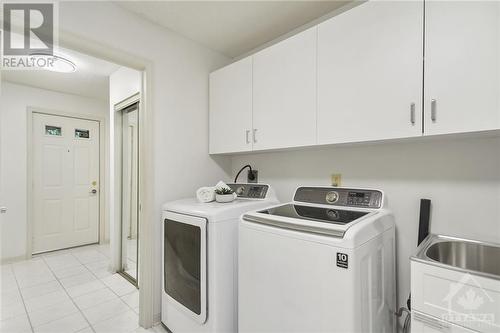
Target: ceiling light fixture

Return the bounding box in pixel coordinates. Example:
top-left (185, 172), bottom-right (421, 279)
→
top-left (30, 53), bottom-right (77, 73)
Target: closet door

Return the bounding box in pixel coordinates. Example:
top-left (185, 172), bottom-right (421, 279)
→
top-left (424, 1), bottom-right (500, 135)
top-left (252, 27), bottom-right (317, 150)
top-left (317, 1), bottom-right (423, 144)
top-left (209, 57), bottom-right (253, 154)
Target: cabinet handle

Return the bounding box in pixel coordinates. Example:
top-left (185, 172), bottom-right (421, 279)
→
top-left (410, 103), bottom-right (416, 125)
top-left (253, 129), bottom-right (257, 143)
top-left (246, 130), bottom-right (250, 144)
top-left (431, 99), bottom-right (437, 122)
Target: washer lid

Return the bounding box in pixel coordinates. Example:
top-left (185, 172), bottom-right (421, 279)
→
top-left (243, 200), bottom-right (381, 238)
top-left (259, 204), bottom-right (369, 225)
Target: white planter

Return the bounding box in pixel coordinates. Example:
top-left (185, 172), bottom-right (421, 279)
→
top-left (216, 193), bottom-right (236, 203)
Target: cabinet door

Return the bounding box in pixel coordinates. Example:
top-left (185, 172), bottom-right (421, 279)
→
top-left (252, 27), bottom-right (317, 150)
top-left (425, 1), bottom-right (500, 135)
top-left (317, 1), bottom-right (423, 144)
top-left (412, 311), bottom-right (477, 333)
top-left (209, 57), bottom-right (253, 154)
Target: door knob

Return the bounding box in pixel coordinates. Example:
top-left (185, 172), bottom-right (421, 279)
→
top-left (90, 189), bottom-right (97, 194)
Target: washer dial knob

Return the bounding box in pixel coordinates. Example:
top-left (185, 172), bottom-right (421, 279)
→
top-left (236, 186), bottom-right (245, 196)
top-left (325, 191), bottom-right (339, 204)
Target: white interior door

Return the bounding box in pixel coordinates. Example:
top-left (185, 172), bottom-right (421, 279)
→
top-left (33, 113), bottom-right (100, 254)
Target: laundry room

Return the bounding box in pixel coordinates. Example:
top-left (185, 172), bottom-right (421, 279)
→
top-left (1, 1), bottom-right (500, 333)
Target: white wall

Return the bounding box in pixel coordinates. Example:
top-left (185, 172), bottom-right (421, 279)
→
top-left (110, 67), bottom-right (142, 104)
top-left (0, 81), bottom-right (109, 260)
top-left (57, 1), bottom-right (232, 318)
top-left (231, 136), bottom-right (500, 319)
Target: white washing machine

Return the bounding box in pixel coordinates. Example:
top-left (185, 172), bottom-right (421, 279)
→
top-left (161, 183), bottom-right (278, 333)
top-left (239, 186), bottom-right (396, 333)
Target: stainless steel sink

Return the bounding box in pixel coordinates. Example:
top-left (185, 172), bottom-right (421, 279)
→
top-left (412, 234), bottom-right (500, 279)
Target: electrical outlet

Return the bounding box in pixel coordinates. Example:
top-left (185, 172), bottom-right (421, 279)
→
top-left (248, 170), bottom-right (258, 183)
top-left (331, 174), bottom-right (342, 187)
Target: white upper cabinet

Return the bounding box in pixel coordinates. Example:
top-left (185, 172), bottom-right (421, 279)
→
top-left (208, 0), bottom-right (500, 155)
top-left (424, 1), bottom-right (500, 135)
top-left (252, 27), bottom-right (317, 150)
top-left (209, 57), bottom-right (253, 154)
top-left (317, 1), bottom-right (423, 145)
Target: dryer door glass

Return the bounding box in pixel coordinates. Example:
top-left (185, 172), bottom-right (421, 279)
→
top-left (164, 219), bottom-right (202, 315)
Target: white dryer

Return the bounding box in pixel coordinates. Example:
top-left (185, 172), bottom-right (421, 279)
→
top-left (161, 183), bottom-right (278, 333)
top-left (239, 186), bottom-right (396, 333)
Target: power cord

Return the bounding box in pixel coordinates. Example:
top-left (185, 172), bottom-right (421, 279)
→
top-left (234, 164), bottom-right (255, 183)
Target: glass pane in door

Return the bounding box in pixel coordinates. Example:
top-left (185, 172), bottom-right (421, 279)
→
top-left (164, 219), bottom-right (201, 315)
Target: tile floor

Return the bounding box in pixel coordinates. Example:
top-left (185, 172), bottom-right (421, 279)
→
top-left (0, 244), bottom-right (166, 333)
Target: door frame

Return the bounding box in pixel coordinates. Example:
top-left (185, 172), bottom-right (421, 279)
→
top-left (26, 107), bottom-right (107, 256)
top-left (57, 30), bottom-right (155, 328)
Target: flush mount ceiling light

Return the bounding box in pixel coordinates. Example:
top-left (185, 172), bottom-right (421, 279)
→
top-left (30, 53), bottom-right (77, 73)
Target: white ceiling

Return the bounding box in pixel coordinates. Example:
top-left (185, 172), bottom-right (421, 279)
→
top-left (117, 1), bottom-right (350, 58)
top-left (2, 48), bottom-right (120, 100)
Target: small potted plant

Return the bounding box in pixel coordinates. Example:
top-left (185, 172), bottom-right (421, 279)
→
top-left (215, 187), bottom-right (237, 203)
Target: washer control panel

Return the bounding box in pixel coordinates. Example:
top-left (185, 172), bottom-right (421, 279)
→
top-left (228, 183), bottom-right (269, 199)
top-left (294, 187), bottom-right (383, 209)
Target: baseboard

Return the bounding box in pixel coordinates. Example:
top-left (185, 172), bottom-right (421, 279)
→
top-left (0, 254), bottom-right (29, 265)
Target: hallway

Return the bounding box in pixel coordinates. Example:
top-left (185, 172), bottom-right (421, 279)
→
top-left (0, 244), bottom-right (162, 333)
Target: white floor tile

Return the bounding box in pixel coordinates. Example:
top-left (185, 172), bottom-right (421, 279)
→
top-left (44, 254), bottom-right (81, 270)
top-left (66, 280), bottom-right (106, 298)
top-left (15, 271), bottom-right (55, 289)
top-left (24, 289), bottom-right (70, 313)
top-left (84, 260), bottom-right (108, 271)
top-left (85, 260), bottom-right (113, 279)
top-left (12, 258), bottom-right (47, 276)
top-left (33, 312), bottom-right (89, 333)
top-left (0, 314), bottom-right (32, 333)
top-left (52, 265), bottom-right (89, 279)
top-left (120, 290), bottom-right (139, 311)
top-left (20, 280), bottom-right (63, 300)
top-left (59, 272), bottom-right (96, 289)
top-left (0, 264), bottom-right (13, 274)
top-left (151, 325), bottom-right (169, 333)
top-left (0, 274), bottom-right (19, 293)
top-left (72, 287), bottom-right (118, 310)
top-left (95, 244), bottom-right (111, 258)
top-left (12, 258), bottom-right (48, 276)
top-left (81, 298), bottom-right (130, 325)
top-left (101, 274), bottom-right (137, 296)
top-left (90, 267), bottom-right (114, 279)
top-left (0, 244), bottom-right (117, 333)
top-left (73, 250), bottom-right (108, 264)
top-left (0, 300), bottom-right (26, 321)
top-left (0, 289), bottom-right (22, 307)
top-left (92, 310), bottom-right (139, 333)
top-left (28, 300), bottom-right (78, 327)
